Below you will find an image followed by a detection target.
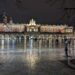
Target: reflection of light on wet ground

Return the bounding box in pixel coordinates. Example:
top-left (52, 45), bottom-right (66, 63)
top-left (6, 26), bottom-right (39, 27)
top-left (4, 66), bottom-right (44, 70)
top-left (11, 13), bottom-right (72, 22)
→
top-left (1, 39), bottom-right (4, 50)
top-left (0, 50), bottom-right (75, 75)
top-left (0, 37), bottom-right (75, 75)
top-left (26, 53), bottom-right (38, 69)
top-left (0, 37), bottom-right (74, 63)
top-left (7, 38), bottom-right (10, 50)
top-left (29, 36), bottom-right (33, 49)
top-left (12, 39), bottom-right (15, 49)
top-left (24, 48), bottom-right (39, 69)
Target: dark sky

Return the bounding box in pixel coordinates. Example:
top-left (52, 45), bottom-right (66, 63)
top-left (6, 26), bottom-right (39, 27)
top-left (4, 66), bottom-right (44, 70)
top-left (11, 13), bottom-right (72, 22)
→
top-left (0, 0), bottom-right (75, 24)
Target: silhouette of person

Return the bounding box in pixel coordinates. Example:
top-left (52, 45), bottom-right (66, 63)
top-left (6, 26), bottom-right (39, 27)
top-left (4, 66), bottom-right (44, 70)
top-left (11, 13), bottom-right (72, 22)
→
top-left (55, 38), bottom-right (59, 47)
top-left (64, 36), bottom-right (69, 57)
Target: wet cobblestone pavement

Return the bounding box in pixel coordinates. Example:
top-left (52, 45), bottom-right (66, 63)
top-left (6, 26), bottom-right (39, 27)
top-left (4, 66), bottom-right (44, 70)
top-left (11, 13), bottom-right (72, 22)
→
top-left (0, 49), bottom-right (75, 75)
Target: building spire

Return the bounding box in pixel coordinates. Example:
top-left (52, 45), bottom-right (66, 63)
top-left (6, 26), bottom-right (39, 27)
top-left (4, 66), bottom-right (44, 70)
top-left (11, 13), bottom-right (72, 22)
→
top-left (9, 17), bottom-right (13, 24)
top-left (3, 12), bottom-right (7, 24)
top-left (29, 18), bottom-right (36, 25)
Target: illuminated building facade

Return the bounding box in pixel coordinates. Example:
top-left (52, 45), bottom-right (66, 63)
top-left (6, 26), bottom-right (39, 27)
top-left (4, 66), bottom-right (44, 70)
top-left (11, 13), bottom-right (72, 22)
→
top-left (0, 18), bottom-right (73, 36)
top-left (0, 18), bottom-right (74, 48)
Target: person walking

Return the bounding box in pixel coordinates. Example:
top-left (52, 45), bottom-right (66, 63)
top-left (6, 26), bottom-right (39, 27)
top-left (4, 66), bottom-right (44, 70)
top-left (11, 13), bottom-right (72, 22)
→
top-left (64, 36), bottom-right (69, 57)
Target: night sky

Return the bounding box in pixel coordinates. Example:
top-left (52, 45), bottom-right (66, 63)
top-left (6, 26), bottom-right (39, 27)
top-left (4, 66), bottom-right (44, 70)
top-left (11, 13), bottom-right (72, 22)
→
top-left (0, 0), bottom-right (75, 25)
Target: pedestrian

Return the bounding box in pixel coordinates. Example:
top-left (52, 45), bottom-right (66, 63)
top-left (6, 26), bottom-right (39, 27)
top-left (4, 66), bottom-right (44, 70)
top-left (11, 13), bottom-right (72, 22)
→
top-left (64, 40), bottom-right (68, 57)
top-left (64, 36), bottom-right (69, 57)
top-left (55, 38), bottom-right (59, 47)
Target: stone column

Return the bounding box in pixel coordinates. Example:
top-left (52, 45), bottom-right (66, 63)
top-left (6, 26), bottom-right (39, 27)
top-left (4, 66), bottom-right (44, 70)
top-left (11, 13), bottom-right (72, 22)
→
top-left (38, 35), bottom-right (42, 55)
top-left (12, 37), bottom-right (15, 49)
top-left (52, 35), bottom-right (54, 48)
top-left (24, 35), bottom-right (27, 50)
top-left (19, 36), bottom-right (21, 43)
top-left (58, 36), bottom-right (60, 48)
top-left (49, 38), bottom-right (51, 48)
top-left (1, 35), bottom-right (4, 50)
top-left (73, 39), bottom-right (75, 57)
top-left (7, 35), bottom-right (10, 50)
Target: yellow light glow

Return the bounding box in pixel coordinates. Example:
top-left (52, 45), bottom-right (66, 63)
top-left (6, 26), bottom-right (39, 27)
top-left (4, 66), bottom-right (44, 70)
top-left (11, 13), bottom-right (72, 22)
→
top-left (26, 53), bottom-right (38, 69)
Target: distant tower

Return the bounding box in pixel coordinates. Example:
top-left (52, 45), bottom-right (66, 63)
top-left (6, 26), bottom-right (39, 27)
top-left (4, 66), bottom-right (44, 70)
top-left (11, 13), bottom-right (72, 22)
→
top-left (9, 17), bottom-right (13, 24)
top-left (61, 0), bottom-right (75, 25)
top-left (63, 8), bottom-right (75, 25)
top-left (3, 12), bottom-right (8, 25)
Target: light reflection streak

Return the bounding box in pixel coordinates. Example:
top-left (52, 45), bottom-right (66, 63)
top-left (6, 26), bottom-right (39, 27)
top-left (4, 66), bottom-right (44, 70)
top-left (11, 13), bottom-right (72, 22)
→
top-left (30, 36), bottom-right (33, 49)
top-left (1, 39), bottom-right (4, 50)
top-left (7, 37), bottom-right (10, 50)
top-left (26, 53), bottom-right (38, 69)
top-left (12, 39), bottom-right (15, 49)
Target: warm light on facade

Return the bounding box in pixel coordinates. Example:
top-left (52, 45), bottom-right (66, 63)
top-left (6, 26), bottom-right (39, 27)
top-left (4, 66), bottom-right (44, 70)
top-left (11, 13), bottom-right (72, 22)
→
top-left (0, 19), bottom-right (73, 34)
